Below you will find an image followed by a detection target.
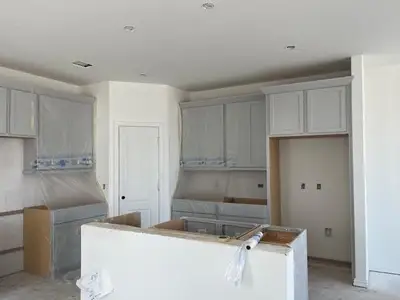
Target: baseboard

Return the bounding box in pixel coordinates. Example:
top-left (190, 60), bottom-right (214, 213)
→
top-left (353, 278), bottom-right (368, 288)
top-left (308, 256), bottom-right (351, 269)
top-left (0, 249), bottom-right (23, 278)
top-left (369, 271), bottom-right (400, 295)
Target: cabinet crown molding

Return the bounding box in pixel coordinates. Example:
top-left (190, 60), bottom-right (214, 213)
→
top-left (261, 76), bottom-right (353, 95)
top-left (180, 93), bottom-right (264, 108)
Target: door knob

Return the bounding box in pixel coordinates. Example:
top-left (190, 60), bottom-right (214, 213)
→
top-left (121, 196), bottom-right (126, 200)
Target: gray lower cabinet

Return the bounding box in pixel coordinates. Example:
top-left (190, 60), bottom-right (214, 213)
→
top-left (9, 90), bottom-right (37, 137)
top-left (24, 203), bottom-right (108, 278)
top-left (0, 88), bottom-right (7, 134)
top-left (217, 202), bottom-right (269, 220)
top-left (53, 217), bottom-right (100, 276)
top-left (218, 215), bottom-right (269, 225)
top-left (172, 211), bottom-right (216, 220)
top-left (172, 199), bottom-right (218, 215)
top-left (172, 198), bottom-right (270, 225)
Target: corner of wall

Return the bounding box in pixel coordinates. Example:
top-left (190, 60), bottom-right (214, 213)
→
top-left (80, 82), bottom-right (111, 204)
top-left (350, 55), bottom-right (369, 287)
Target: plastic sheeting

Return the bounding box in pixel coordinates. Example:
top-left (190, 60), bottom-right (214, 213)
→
top-left (0, 138), bottom-right (105, 212)
top-left (36, 172), bottom-right (105, 209)
top-left (32, 95), bottom-right (93, 171)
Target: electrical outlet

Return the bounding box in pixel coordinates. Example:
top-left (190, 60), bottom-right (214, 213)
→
top-left (301, 183), bottom-right (306, 190)
top-left (258, 184), bottom-right (264, 188)
top-left (102, 184), bottom-right (106, 190)
top-left (317, 183), bottom-right (322, 190)
top-left (325, 228), bottom-right (332, 237)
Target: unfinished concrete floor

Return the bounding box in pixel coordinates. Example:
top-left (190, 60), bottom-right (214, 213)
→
top-left (0, 262), bottom-right (399, 300)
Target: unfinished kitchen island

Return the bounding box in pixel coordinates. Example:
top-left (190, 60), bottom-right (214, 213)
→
top-left (80, 217), bottom-right (308, 300)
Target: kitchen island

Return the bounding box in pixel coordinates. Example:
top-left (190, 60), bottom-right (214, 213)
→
top-left (80, 218), bottom-right (307, 300)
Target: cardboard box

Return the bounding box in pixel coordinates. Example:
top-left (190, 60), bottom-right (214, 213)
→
top-left (24, 206), bottom-right (52, 277)
top-left (103, 212), bottom-right (141, 227)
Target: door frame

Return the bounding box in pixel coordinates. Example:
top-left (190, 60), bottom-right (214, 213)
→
top-left (112, 121), bottom-right (165, 223)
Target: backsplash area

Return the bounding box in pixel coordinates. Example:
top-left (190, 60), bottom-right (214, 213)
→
top-left (0, 138), bottom-right (104, 212)
top-left (174, 170), bottom-right (267, 200)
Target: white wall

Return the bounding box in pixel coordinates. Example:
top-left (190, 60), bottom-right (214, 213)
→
top-left (81, 223), bottom-right (296, 300)
top-left (81, 82), bottom-right (110, 201)
top-left (84, 82), bottom-right (185, 220)
top-left (279, 137), bottom-right (351, 262)
top-left (362, 55), bottom-right (400, 275)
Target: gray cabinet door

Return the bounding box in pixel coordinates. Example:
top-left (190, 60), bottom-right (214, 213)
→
top-left (52, 217), bottom-right (101, 276)
top-left (182, 107), bottom-right (203, 166)
top-left (182, 105), bottom-right (224, 167)
top-left (69, 101), bottom-right (93, 158)
top-left (39, 96), bottom-right (71, 159)
top-left (306, 87), bottom-right (347, 133)
top-left (226, 100), bottom-right (266, 168)
top-left (9, 90), bottom-right (37, 136)
top-left (38, 96), bottom-right (93, 169)
top-left (202, 105), bottom-right (224, 165)
top-left (0, 87), bottom-right (7, 134)
top-left (250, 100), bottom-right (267, 167)
top-left (269, 91), bottom-right (304, 135)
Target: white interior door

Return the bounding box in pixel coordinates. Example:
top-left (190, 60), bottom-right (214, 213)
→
top-left (119, 126), bottom-right (160, 228)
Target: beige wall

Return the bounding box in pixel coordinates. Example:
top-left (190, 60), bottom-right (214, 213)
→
top-left (279, 137), bottom-right (351, 262)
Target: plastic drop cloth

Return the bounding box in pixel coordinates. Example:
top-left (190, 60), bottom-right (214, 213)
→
top-left (0, 138), bottom-right (105, 212)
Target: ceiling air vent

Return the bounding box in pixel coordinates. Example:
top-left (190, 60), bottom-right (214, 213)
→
top-left (72, 61), bottom-right (93, 68)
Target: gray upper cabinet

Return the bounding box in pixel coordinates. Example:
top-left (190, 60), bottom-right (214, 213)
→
top-left (36, 95), bottom-right (93, 170)
top-left (269, 91), bottom-right (304, 135)
top-left (182, 106), bottom-right (202, 166)
top-left (39, 96), bottom-right (71, 159)
top-left (306, 87), bottom-right (347, 133)
top-left (69, 101), bottom-right (93, 158)
top-left (226, 100), bottom-right (266, 168)
top-left (0, 88), bottom-right (7, 134)
top-left (9, 90), bottom-right (37, 137)
top-left (182, 105), bottom-right (224, 167)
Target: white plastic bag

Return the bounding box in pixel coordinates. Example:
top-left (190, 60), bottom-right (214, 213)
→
top-left (77, 270), bottom-right (114, 300)
top-left (225, 231), bottom-right (263, 286)
top-left (225, 244), bottom-right (248, 286)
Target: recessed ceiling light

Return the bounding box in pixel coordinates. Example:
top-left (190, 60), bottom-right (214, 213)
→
top-left (72, 61), bottom-right (93, 68)
top-left (124, 25), bottom-right (135, 32)
top-left (202, 2), bottom-right (215, 10)
top-left (140, 73), bottom-right (147, 77)
top-left (286, 45), bottom-right (296, 50)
